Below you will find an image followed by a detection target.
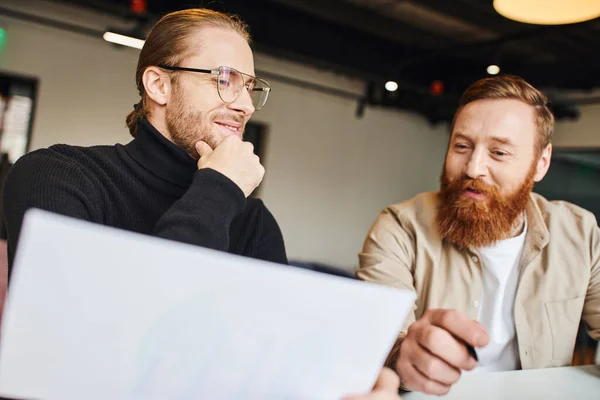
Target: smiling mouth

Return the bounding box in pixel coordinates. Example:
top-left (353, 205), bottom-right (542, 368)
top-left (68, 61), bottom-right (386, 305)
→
top-left (214, 122), bottom-right (241, 134)
top-left (464, 187), bottom-right (486, 199)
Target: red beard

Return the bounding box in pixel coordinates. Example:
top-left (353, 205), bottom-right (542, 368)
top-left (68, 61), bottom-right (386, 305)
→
top-left (436, 167), bottom-right (535, 248)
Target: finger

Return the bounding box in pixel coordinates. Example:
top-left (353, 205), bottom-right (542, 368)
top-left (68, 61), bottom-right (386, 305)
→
top-left (411, 343), bottom-right (461, 385)
top-left (426, 309), bottom-right (489, 347)
top-left (418, 324), bottom-right (476, 370)
top-left (399, 360), bottom-right (451, 396)
top-left (372, 368), bottom-right (400, 392)
top-left (244, 140), bottom-right (255, 152)
top-left (222, 134), bottom-right (242, 144)
top-left (341, 368), bottom-right (400, 400)
top-left (195, 141), bottom-right (213, 158)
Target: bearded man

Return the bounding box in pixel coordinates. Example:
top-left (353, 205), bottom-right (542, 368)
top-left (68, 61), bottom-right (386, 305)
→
top-left (357, 75), bottom-right (600, 395)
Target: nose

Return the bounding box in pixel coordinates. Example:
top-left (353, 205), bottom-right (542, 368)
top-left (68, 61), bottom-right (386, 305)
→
top-left (464, 147), bottom-right (487, 180)
top-left (228, 87), bottom-right (255, 116)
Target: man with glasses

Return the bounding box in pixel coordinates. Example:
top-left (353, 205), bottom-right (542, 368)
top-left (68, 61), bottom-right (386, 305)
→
top-left (4, 9), bottom-right (282, 271)
top-left (3, 8), bottom-right (402, 400)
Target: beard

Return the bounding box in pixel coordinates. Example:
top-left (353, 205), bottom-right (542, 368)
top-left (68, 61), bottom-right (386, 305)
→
top-left (165, 85), bottom-right (244, 159)
top-left (436, 164), bottom-right (536, 249)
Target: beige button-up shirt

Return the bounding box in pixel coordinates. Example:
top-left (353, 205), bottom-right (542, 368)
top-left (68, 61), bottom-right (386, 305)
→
top-left (357, 191), bottom-right (600, 370)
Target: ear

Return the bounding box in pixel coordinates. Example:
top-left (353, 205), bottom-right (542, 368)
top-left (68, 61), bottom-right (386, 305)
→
top-left (142, 66), bottom-right (172, 107)
top-left (534, 144), bottom-right (552, 182)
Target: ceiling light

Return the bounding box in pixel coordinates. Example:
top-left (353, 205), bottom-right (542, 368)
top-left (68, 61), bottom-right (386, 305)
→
top-left (487, 65), bottom-right (500, 75)
top-left (103, 31), bottom-right (145, 49)
top-left (385, 81), bottom-right (398, 92)
top-left (494, 0), bottom-right (600, 25)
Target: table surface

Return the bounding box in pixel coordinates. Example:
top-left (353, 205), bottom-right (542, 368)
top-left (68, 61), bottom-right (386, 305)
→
top-left (403, 365), bottom-right (600, 399)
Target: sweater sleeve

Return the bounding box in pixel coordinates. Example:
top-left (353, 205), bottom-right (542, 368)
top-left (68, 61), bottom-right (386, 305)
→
top-left (2, 150), bottom-right (102, 276)
top-left (251, 202), bottom-right (288, 264)
top-left (152, 168), bottom-right (247, 251)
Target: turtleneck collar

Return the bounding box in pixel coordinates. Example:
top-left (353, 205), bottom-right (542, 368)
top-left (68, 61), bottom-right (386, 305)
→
top-left (124, 118), bottom-right (197, 188)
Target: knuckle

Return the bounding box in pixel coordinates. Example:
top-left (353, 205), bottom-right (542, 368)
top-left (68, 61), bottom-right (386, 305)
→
top-left (421, 359), bottom-right (439, 378)
top-left (399, 338), bottom-right (414, 359)
top-left (439, 309), bottom-right (457, 326)
top-left (423, 380), bottom-right (448, 396)
top-left (397, 360), bottom-right (411, 378)
top-left (422, 325), bottom-right (440, 345)
top-left (437, 384), bottom-right (451, 396)
top-left (453, 368), bottom-right (462, 381)
top-left (407, 320), bottom-right (425, 337)
top-left (397, 344), bottom-right (409, 365)
top-left (406, 323), bottom-right (418, 336)
top-left (463, 359), bottom-right (476, 371)
top-left (423, 308), bottom-right (436, 318)
top-left (422, 380), bottom-right (437, 395)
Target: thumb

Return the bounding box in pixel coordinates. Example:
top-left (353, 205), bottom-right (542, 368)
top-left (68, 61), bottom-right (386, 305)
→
top-left (195, 141), bottom-right (213, 158)
top-left (372, 368), bottom-right (400, 392)
top-left (342, 368), bottom-right (400, 400)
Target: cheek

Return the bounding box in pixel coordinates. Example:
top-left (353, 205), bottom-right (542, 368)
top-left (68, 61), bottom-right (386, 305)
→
top-left (444, 155), bottom-right (463, 179)
top-left (489, 167), bottom-right (523, 196)
top-left (186, 86), bottom-right (224, 113)
top-left (203, 101), bottom-right (230, 118)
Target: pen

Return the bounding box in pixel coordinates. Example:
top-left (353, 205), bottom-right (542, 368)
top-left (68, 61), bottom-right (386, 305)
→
top-left (465, 342), bottom-right (479, 362)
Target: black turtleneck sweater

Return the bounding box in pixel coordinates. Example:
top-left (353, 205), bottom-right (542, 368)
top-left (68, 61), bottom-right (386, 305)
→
top-left (3, 119), bottom-right (287, 277)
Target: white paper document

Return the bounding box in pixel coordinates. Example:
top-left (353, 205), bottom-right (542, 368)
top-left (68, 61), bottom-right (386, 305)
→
top-left (0, 210), bottom-right (415, 400)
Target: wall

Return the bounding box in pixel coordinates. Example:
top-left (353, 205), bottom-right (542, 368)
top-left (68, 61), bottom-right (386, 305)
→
top-left (554, 104), bottom-right (600, 148)
top-left (0, 1), bottom-right (449, 269)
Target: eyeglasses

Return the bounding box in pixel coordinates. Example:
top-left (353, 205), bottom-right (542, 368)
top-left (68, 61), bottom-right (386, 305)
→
top-left (158, 65), bottom-right (271, 111)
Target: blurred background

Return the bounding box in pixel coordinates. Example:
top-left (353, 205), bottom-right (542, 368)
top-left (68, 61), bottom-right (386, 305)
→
top-left (0, 1), bottom-right (599, 362)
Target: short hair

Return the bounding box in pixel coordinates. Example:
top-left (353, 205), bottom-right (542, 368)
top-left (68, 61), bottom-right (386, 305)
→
top-left (453, 75), bottom-right (554, 154)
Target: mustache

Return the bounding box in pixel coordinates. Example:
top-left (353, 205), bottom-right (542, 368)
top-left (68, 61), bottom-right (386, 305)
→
top-left (212, 113), bottom-right (245, 125)
top-left (444, 176), bottom-right (499, 197)
top-left (462, 179), bottom-right (495, 195)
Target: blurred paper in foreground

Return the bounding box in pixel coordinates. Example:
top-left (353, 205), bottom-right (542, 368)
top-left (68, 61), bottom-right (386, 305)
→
top-left (0, 209), bottom-right (414, 400)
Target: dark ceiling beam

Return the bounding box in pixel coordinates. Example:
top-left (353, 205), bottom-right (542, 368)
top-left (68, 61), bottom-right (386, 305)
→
top-left (508, 62), bottom-right (600, 90)
top-left (39, 0), bottom-right (600, 122)
top-left (265, 0), bottom-right (457, 49)
top-left (184, 0), bottom-right (439, 81)
top-left (52, 0), bottom-right (132, 19)
top-left (390, 24), bottom-right (558, 70)
top-left (0, 5), bottom-right (103, 39)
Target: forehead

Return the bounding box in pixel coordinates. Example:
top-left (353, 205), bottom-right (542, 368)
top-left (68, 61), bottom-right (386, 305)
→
top-left (452, 98), bottom-right (537, 148)
top-left (184, 27), bottom-right (255, 75)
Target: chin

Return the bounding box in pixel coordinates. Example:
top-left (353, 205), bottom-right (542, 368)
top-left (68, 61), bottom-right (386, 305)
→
top-left (208, 136), bottom-right (226, 149)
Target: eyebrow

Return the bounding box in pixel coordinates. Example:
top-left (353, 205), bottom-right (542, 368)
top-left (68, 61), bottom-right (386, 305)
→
top-left (489, 136), bottom-right (515, 147)
top-left (452, 132), bottom-right (515, 147)
top-left (451, 133), bottom-right (472, 143)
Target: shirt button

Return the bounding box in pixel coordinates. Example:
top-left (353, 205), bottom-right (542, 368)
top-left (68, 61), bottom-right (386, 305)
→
top-left (525, 349), bottom-right (530, 356)
top-left (473, 300), bottom-right (480, 308)
top-left (471, 256), bottom-right (478, 262)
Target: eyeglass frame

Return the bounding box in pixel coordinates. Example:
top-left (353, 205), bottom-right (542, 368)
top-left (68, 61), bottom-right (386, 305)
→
top-left (157, 64), bottom-right (271, 110)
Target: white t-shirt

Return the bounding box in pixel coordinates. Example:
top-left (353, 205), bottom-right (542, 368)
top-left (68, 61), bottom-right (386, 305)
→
top-left (471, 217), bottom-right (527, 373)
